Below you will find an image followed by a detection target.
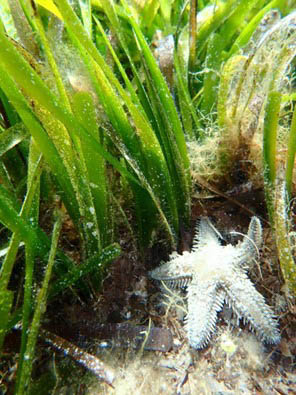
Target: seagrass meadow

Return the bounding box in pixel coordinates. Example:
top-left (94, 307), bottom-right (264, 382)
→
top-left (0, 1), bottom-right (296, 393)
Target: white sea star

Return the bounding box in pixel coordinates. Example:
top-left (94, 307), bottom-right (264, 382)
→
top-left (149, 217), bottom-right (281, 349)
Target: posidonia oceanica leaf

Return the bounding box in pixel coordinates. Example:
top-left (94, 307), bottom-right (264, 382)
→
top-left (227, 0), bottom-right (283, 58)
top-left (72, 91), bottom-right (109, 247)
top-left (15, 213), bottom-right (62, 394)
top-left (0, 185), bottom-right (39, 247)
top-left (0, 26), bottom-right (139, 187)
top-left (0, 0), bottom-right (18, 39)
top-left (0, 64), bottom-right (81, 225)
top-left (53, 0), bottom-right (180, 244)
top-left (285, 103), bottom-right (296, 198)
top-left (35, 0), bottom-right (62, 19)
top-left (0, 123), bottom-right (29, 157)
top-left (0, 289), bottom-right (14, 350)
top-left (263, 91), bottom-right (281, 188)
top-left (48, 243), bottom-right (121, 299)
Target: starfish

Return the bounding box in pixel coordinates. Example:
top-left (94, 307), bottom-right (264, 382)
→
top-left (149, 217), bottom-right (280, 349)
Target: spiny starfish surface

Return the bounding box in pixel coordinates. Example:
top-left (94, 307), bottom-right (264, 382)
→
top-left (149, 217), bottom-right (280, 349)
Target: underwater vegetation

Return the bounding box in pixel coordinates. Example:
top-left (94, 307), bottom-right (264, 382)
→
top-left (0, 0), bottom-right (295, 393)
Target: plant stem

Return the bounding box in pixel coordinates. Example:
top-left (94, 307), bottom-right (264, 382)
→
top-left (189, 0), bottom-right (197, 95)
top-left (15, 212), bottom-right (63, 394)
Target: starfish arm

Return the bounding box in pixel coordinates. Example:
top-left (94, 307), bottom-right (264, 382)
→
top-left (247, 217), bottom-right (263, 248)
top-left (149, 251), bottom-right (193, 288)
top-left (223, 272), bottom-right (280, 344)
top-left (192, 217), bottom-right (221, 252)
top-left (235, 216), bottom-right (263, 268)
top-left (186, 282), bottom-right (225, 349)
